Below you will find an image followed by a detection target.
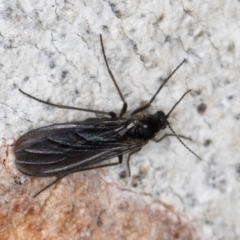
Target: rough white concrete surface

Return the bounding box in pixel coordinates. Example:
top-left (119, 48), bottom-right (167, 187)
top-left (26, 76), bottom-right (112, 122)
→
top-left (0, 0), bottom-right (239, 239)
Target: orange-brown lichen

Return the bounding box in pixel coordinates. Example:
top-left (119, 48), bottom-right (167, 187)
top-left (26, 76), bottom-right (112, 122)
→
top-left (0, 145), bottom-right (199, 240)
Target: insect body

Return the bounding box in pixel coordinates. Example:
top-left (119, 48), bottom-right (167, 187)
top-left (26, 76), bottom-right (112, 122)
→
top-left (14, 35), bottom-right (200, 196)
top-left (15, 112), bottom-right (167, 177)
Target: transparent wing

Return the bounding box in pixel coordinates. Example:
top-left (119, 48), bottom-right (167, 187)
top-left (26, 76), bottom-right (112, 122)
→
top-left (14, 118), bottom-right (146, 176)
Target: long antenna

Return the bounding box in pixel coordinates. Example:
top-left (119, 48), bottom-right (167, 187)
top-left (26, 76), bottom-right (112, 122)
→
top-left (166, 90), bottom-right (191, 119)
top-left (166, 90), bottom-right (202, 160)
top-left (167, 123), bottom-right (201, 160)
top-left (131, 59), bottom-right (186, 116)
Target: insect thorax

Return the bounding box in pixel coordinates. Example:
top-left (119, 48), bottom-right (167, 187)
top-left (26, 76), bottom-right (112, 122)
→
top-left (127, 113), bottom-right (165, 141)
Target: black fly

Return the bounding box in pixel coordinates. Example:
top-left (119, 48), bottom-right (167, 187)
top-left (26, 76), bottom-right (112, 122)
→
top-left (14, 35), bottom-right (201, 197)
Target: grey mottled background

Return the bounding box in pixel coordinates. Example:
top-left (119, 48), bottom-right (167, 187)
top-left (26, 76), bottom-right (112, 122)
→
top-left (0, 0), bottom-right (240, 239)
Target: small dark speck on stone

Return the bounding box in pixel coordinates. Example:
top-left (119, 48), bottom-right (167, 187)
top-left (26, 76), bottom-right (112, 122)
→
top-left (131, 175), bottom-right (141, 187)
top-left (194, 31), bottom-right (203, 40)
top-left (158, 14), bottom-right (164, 22)
top-left (205, 220), bottom-right (213, 225)
top-left (164, 35), bottom-right (171, 42)
top-left (197, 103), bottom-right (207, 114)
top-left (153, 16), bottom-right (163, 25)
top-left (103, 25), bottom-right (108, 31)
top-left (174, 232), bottom-right (180, 238)
top-left (14, 176), bottom-right (22, 185)
top-left (5, 7), bottom-right (13, 19)
top-left (207, 171), bottom-right (226, 189)
top-left (227, 42), bottom-right (235, 53)
top-left (236, 165), bottom-right (240, 175)
top-left (4, 39), bottom-right (13, 49)
top-left (129, 39), bottom-right (138, 52)
top-left (119, 170), bottom-right (127, 179)
top-left (109, 3), bottom-right (121, 18)
top-left (97, 215), bottom-right (103, 226)
top-left (90, 75), bottom-right (96, 80)
top-left (204, 139), bottom-right (211, 147)
top-left (191, 90), bottom-right (201, 96)
top-left (49, 61), bottom-right (56, 69)
top-left (130, 28), bottom-right (136, 33)
top-left (184, 9), bottom-right (192, 14)
top-left (23, 76), bottom-right (29, 82)
top-left (61, 70), bottom-right (68, 79)
top-left (114, 10), bottom-right (121, 18)
top-left (224, 80), bottom-right (230, 85)
top-left (140, 55), bottom-right (148, 62)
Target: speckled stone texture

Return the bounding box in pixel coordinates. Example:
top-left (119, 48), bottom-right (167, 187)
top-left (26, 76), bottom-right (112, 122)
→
top-left (0, 0), bottom-right (239, 239)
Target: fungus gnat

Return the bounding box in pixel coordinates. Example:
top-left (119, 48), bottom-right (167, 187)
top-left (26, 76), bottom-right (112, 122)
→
top-left (14, 35), bottom-right (201, 197)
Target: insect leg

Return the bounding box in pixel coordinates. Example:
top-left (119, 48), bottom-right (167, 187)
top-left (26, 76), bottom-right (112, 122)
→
top-left (131, 59), bottom-right (186, 116)
top-left (152, 134), bottom-right (192, 143)
top-left (33, 156), bottom-right (123, 198)
top-left (100, 35), bottom-right (128, 117)
top-left (19, 89), bottom-right (116, 118)
top-left (33, 173), bottom-right (69, 198)
top-left (126, 148), bottom-right (142, 177)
